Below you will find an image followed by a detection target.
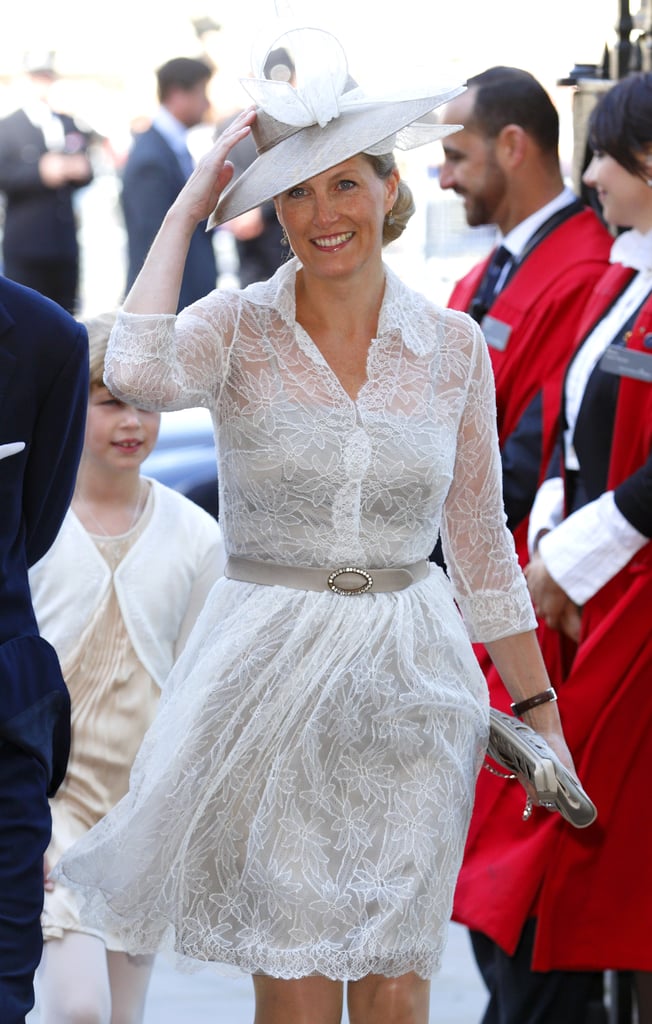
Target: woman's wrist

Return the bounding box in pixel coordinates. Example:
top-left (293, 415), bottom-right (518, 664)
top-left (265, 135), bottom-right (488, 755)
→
top-left (520, 700), bottom-right (564, 736)
top-left (162, 201), bottom-right (201, 242)
top-left (511, 687), bottom-right (557, 717)
top-left (509, 687), bottom-right (564, 735)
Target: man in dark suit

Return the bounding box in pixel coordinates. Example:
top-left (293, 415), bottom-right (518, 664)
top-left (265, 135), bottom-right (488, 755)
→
top-left (0, 275), bottom-right (88, 1023)
top-left (121, 56), bottom-right (218, 311)
top-left (0, 59), bottom-right (95, 314)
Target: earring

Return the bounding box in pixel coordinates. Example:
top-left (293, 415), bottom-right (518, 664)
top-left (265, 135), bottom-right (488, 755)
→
top-left (385, 207), bottom-right (395, 226)
top-left (280, 226), bottom-right (292, 251)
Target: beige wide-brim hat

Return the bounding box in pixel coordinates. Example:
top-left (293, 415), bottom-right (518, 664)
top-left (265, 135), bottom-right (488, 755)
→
top-left (208, 26), bottom-right (464, 228)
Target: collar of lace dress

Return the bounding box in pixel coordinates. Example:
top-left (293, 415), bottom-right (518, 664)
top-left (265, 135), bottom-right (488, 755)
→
top-left (246, 257), bottom-right (441, 357)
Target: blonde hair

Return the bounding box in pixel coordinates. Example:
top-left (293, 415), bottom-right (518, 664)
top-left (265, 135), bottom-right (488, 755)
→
top-left (83, 311), bottom-right (118, 389)
top-left (363, 153), bottom-right (415, 245)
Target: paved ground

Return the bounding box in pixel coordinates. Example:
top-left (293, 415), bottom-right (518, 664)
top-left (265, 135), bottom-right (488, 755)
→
top-left (28, 922), bottom-right (487, 1023)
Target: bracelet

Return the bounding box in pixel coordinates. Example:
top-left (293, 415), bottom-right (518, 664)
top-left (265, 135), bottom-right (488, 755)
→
top-left (511, 687), bottom-right (558, 717)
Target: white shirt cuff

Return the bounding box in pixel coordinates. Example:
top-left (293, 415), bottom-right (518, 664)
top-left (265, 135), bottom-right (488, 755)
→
top-left (527, 477), bottom-right (564, 556)
top-left (538, 491), bottom-right (648, 605)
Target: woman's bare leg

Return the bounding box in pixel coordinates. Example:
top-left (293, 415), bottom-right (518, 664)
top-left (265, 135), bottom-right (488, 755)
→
top-left (252, 975), bottom-right (344, 1024)
top-left (347, 972), bottom-right (431, 1024)
top-left (106, 950), bottom-right (154, 1024)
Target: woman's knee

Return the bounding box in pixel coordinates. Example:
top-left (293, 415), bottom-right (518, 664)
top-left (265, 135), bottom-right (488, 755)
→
top-left (252, 974), bottom-right (343, 1024)
top-left (347, 972), bottom-right (431, 1024)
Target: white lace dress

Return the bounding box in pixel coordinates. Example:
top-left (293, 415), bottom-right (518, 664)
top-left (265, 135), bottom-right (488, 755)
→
top-left (54, 258), bottom-right (535, 980)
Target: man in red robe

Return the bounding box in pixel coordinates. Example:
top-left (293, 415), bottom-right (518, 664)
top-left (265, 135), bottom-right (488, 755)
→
top-left (436, 67), bottom-right (613, 1023)
top-left (439, 66), bottom-right (612, 565)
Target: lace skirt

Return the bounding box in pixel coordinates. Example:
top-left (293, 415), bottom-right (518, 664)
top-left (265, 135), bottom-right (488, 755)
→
top-left (53, 569), bottom-right (489, 979)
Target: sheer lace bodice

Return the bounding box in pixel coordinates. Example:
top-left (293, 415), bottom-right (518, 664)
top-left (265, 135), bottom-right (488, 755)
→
top-left (107, 259), bottom-right (533, 642)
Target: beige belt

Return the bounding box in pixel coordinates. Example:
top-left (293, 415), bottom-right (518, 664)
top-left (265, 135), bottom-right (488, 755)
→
top-left (224, 556), bottom-right (430, 596)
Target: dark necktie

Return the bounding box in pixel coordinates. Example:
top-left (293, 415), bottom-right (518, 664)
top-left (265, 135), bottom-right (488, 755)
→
top-left (469, 245), bottom-right (513, 323)
top-left (177, 144), bottom-right (194, 179)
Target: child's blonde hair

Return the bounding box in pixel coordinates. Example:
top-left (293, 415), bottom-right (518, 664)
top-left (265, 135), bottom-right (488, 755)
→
top-left (84, 311), bottom-right (118, 389)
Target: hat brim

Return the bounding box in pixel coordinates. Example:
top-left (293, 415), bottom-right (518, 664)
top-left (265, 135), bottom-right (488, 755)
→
top-left (209, 91), bottom-right (462, 228)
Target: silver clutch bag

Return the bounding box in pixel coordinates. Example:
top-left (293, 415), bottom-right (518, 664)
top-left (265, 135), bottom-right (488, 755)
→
top-left (486, 708), bottom-right (597, 829)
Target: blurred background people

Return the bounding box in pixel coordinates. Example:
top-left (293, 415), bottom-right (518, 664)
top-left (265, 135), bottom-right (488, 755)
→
top-left (31, 312), bottom-right (225, 1024)
top-left (0, 54), bottom-right (95, 313)
top-left (0, 276), bottom-right (88, 1024)
top-left (217, 47), bottom-right (295, 286)
top-left (120, 56), bottom-right (218, 312)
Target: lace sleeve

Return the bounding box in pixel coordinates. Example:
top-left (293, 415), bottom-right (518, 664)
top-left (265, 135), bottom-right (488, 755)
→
top-left (104, 298), bottom-right (239, 411)
top-left (440, 319), bottom-right (536, 642)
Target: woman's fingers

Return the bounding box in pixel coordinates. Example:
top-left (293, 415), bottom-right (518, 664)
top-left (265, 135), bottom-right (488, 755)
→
top-left (212, 106), bottom-right (256, 161)
top-left (174, 108), bottom-right (256, 222)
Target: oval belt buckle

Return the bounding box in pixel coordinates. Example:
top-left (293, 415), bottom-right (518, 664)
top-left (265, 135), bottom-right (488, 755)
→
top-left (327, 566), bottom-right (374, 596)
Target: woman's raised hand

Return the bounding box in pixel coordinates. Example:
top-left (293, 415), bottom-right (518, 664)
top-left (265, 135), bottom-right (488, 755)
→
top-left (174, 107), bottom-right (256, 225)
top-left (123, 108), bottom-right (257, 314)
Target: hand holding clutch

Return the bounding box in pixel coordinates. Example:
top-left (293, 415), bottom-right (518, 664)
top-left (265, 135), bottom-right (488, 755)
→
top-left (486, 708), bottom-right (597, 829)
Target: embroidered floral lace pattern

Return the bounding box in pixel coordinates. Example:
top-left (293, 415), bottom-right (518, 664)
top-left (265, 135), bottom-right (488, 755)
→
top-left (55, 260), bottom-right (535, 980)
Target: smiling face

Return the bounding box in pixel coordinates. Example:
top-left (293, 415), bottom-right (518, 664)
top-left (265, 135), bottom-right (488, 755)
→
top-left (439, 90), bottom-right (508, 228)
top-left (273, 155), bottom-right (399, 281)
top-left (584, 71), bottom-right (652, 234)
top-left (583, 150), bottom-right (652, 232)
top-left (82, 385), bottom-right (160, 477)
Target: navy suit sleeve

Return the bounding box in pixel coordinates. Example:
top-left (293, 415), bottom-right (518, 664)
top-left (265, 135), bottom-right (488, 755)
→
top-left (501, 390), bottom-right (543, 531)
top-left (542, 432), bottom-right (564, 482)
top-left (614, 453), bottom-right (652, 537)
top-left (23, 321), bottom-right (88, 566)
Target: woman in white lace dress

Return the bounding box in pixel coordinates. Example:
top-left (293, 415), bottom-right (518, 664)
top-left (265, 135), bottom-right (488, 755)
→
top-left (54, 28), bottom-right (575, 1024)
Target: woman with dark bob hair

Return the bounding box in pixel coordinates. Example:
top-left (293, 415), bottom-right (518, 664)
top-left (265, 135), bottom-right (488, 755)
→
top-left (456, 70), bottom-right (652, 1024)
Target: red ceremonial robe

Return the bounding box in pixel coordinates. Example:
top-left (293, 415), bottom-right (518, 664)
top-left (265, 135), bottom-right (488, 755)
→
top-left (449, 208), bottom-right (612, 567)
top-left (453, 262), bottom-right (652, 972)
top-left (451, 210), bottom-right (611, 685)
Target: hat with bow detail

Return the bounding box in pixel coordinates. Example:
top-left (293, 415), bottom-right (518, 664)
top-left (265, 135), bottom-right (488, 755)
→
top-left (208, 26), bottom-right (464, 228)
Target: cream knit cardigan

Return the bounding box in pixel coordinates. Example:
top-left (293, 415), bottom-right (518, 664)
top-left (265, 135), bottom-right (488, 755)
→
top-left (29, 479), bottom-right (225, 687)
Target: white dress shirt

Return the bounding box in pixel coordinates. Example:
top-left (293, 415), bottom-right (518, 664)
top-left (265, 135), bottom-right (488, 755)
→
top-left (528, 227), bottom-right (652, 604)
top-left (152, 106), bottom-right (194, 177)
top-left (23, 98), bottom-right (65, 151)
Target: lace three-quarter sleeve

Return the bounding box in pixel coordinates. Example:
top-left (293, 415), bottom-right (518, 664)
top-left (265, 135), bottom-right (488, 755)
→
top-left (441, 321), bottom-right (536, 642)
top-left (105, 297), bottom-right (239, 412)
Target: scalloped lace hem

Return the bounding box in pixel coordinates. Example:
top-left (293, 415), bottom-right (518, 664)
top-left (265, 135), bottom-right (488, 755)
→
top-left (163, 939), bottom-right (442, 981)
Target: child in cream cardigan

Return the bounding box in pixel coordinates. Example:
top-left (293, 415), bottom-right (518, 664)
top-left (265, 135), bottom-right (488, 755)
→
top-left (29, 312), bottom-right (225, 1024)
